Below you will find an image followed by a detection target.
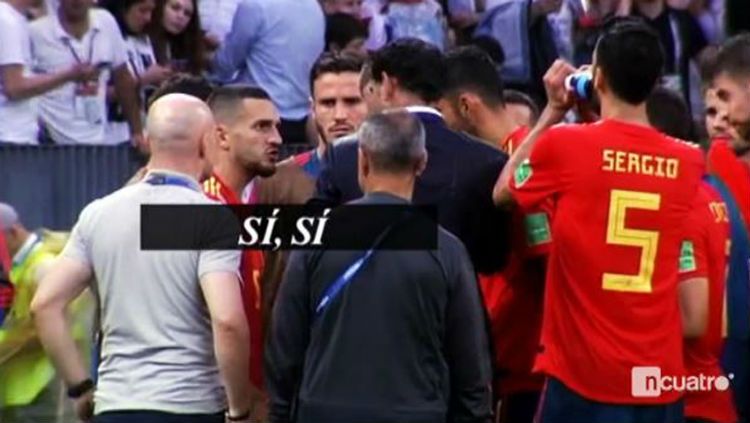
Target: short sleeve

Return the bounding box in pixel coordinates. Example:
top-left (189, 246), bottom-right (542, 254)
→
top-left (0, 13), bottom-right (27, 66)
top-left (198, 249), bottom-right (242, 281)
top-left (678, 194), bottom-right (709, 281)
top-left (61, 202), bottom-right (97, 266)
top-left (509, 129), bottom-right (562, 211)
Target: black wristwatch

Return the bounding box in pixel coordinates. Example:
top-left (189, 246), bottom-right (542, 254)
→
top-left (67, 378), bottom-right (94, 399)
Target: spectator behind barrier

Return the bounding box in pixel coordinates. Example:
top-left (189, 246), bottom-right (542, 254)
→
top-left (101, 0), bottom-right (174, 145)
top-left (29, 0), bottom-right (144, 147)
top-left (198, 0), bottom-right (242, 51)
top-left (148, 0), bottom-right (206, 75)
top-left (211, 0), bottom-right (325, 144)
top-left (325, 13), bottom-right (369, 58)
top-left (0, 0), bottom-right (98, 145)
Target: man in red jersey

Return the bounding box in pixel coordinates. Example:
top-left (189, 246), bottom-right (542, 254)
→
top-left (709, 34), bottom-right (750, 233)
top-left (204, 84), bottom-right (282, 422)
top-left (680, 182), bottom-right (738, 423)
top-left (440, 45), bottom-right (548, 423)
top-left (494, 18), bottom-right (706, 422)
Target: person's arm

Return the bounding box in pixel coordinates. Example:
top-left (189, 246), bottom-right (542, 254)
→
top-left (112, 65), bottom-right (145, 150)
top-left (265, 250), bottom-right (311, 423)
top-left (199, 269), bottom-right (252, 419)
top-left (211, 1), bottom-right (263, 81)
top-left (30, 257), bottom-right (94, 421)
top-left (492, 59), bottom-right (576, 207)
top-left (677, 192), bottom-right (711, 338)
top-left (444, 240), bottom-right (493, 423)
top-left (679, 276), bottom-right (709, 337)
top-left (0, 63), bottom-right (92, 101)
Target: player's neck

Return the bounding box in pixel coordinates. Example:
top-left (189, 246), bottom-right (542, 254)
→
top-left (214, 161), bottom-right (254, 200)
top-left (146, 157), bottom-right (201, 182)
top-left (316, 140), bottom-right (328, 159)
top-left (600, 98), bottom-right (651, 129)
top-left (480, 107), bottom-right (517, 146)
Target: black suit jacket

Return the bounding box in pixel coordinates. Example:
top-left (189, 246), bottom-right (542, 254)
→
top-left (312, 110), bottom-right (511, 273)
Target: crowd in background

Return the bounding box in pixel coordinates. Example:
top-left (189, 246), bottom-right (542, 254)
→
top-left (2, 1), bottom-right (750, 423)
top-left (0, 0), bottom-right (749, 149)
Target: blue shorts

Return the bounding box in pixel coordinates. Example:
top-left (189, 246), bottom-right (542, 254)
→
top-left (534, 377), bottom-right (684, 423)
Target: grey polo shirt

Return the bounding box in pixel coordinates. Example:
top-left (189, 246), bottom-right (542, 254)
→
top-left (61, 170), bottom-right (241, 415)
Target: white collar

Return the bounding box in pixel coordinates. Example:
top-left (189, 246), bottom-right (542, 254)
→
top-left (404, 105), bottom-right (443, 118)
top-left (12, 232), bottom-right (40, 267)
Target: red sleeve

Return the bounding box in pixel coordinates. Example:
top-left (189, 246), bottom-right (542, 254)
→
top-left (678, 190), bottom-right (710, 281)
top-left (509, 130), bottom-right (563, 211)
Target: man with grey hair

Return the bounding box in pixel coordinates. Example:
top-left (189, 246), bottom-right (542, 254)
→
top-left (266, 109), bottom-right (493, 423)
top-left (31, 94), bottom-right (253, 423)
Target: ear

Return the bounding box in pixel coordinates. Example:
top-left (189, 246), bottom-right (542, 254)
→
top-left (593, 65), bottom-right (606, 95)
top-left (357, 147), bottom-right (370, 175)
top-left (415, 151), bottom-right (428, 176)
top-left (215, 124), bottom-right (231, 151)
top-left (458, 93), bottom-right (472, 117)
top-left (381, 72), bottom-right (396, 102)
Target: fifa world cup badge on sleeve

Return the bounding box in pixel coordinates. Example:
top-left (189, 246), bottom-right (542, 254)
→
top-left (515, 159), bottom-right (533, 187)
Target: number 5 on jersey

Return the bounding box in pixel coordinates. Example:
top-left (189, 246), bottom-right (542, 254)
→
top-left (603, 190), bottom-right (661, 293)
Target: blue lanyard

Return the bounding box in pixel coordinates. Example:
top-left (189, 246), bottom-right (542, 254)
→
top-left (315, 217), bottom-right (404, 318)
top-left (144, 173), bottom-right (198, 191)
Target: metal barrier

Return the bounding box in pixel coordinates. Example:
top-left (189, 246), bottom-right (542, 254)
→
top-left (0, 144), bottom-right (312, 230)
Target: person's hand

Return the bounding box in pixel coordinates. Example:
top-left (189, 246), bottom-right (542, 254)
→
top-left (74, 389), bottom-right (94, 422)
top-left (138, 64), bottom-right (174, 87)
top-left (204, 33), bottom-right (221, 51)
top-left (67, 63), bottom-right (99, 83)
top-left (543, 59), bottom-right (577, 113)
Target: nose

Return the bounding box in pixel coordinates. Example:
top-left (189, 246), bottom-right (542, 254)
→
top-left (269, 126), bottom-right (283, 145)
top-left (334, 102), bottom-right (348, 121)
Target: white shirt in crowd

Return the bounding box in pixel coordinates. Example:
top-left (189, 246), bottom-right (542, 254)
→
top-left (105, 35), bottom-right (156, 144)
top-left (0, 2), bottom-right (39, 144)
top-left (198, 0), bottom-right (242, 44)
top-left (30, 8), bottom-right (127, 145)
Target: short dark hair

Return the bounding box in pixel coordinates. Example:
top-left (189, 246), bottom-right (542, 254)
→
top-left (467, 35), bottom-right (505, 66)
top-left (148, 74), bottom-right (214, 108)
top-left (713, 33), bottom-right (750, 81)
top-left (207, 84), bottom-right (272, 123)
top-left (595, 17), bottom-right (664, 105)
top-left (309, 52), bottom-right (365, 94)
top-left (646, 86), bottom-right (695, 141)
top-left (325, 13), bottom-right (368, 52)
top-left (503, 89), bottom-right (540, 121)
top-left (444, 46), bottom-right (504, 107)
top-left (370, 38), bottom-right (446, 103)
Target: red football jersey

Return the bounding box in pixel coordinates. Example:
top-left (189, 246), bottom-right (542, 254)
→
top-left (680, 182), bottom-right (737, 423)
top-left (509, 119), bottom-right (705, 404)
top-left (480, 125), bottom-right (549, 395)
top-left (707, 138), bottom-right (750, 232)
top-left (203, 172), bottom-right (265, 390)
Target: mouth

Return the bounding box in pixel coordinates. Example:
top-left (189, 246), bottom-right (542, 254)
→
top-left (266, 148), bottom-right (280, 163)
top-left (329, 126), bottom-right (354, 138)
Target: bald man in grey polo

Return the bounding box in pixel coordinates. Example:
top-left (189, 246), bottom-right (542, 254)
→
top-left (61, 169), bottom-right (240, 414)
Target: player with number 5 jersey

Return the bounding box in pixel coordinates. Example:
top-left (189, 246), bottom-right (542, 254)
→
top-left (494, 18), bottom-right (706, 423)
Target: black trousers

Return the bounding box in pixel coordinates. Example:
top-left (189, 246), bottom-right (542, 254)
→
top-left (94, 410), bottom-right (224, 423)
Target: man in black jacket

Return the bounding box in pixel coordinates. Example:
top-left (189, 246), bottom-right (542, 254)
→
top-left (266, 110), bottom-right (493, 423)
top-left (313, 38), bottom-right (511, 274)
